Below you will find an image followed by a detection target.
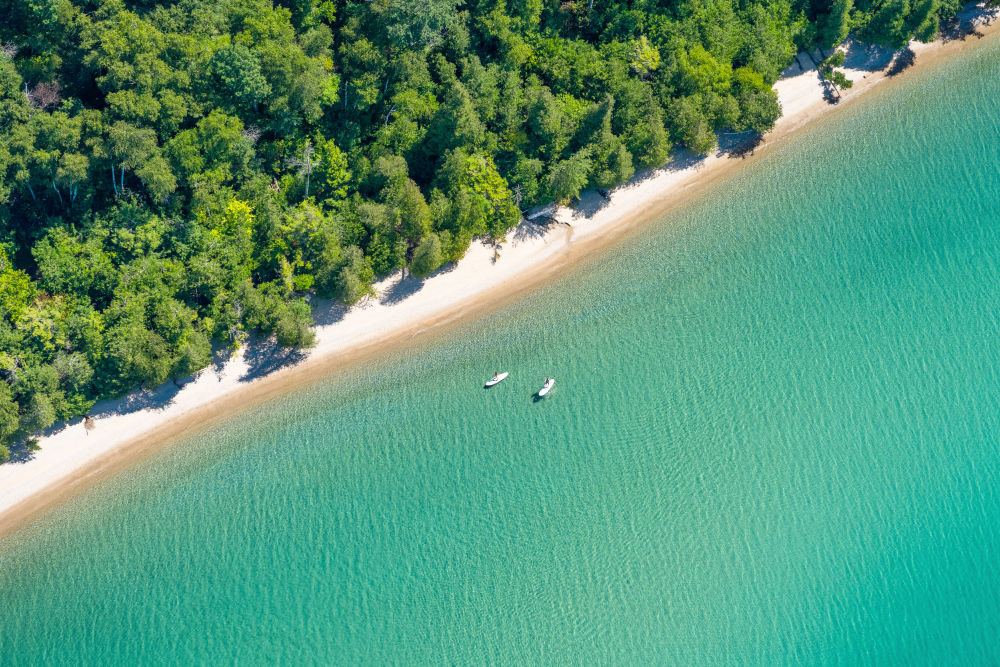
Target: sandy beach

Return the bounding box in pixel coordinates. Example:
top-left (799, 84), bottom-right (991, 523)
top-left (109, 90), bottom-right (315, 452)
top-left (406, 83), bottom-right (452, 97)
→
top-left (2, 6), bottom-right (998, 538)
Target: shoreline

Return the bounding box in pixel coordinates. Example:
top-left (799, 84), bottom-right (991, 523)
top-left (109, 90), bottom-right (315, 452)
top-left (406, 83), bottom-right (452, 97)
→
top-left (2, 8), bottom-right (998, 540)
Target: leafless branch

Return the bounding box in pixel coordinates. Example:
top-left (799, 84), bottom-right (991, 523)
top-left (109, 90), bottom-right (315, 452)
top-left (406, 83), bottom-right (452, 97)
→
top-left (27, 81), bottom-right (62, 111)
top-left (242, 125), bottom-right (261, 144)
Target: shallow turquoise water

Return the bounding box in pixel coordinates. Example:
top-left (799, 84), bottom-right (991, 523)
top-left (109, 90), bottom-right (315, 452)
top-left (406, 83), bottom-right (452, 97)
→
top-left (3, 40), bottom-right (1000, 665)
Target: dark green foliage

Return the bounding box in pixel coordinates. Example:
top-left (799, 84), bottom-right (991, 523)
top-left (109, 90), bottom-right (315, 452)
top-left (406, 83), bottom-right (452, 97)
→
top-left (381, 0), bottom-right (461, 48)
top-left (0, 0), bottom-right (969, 452)
top-left (410, 233), bottom-right (444, 278)
top-left (0, 384), bottom-right (19, 445)
top-left (853, 0), bottom-right (942, 48)
top-left (208, 44), bottom-right (272, 113)
top-left (583, 96), bottom-right (635, 190)
top-left (547, 150), bottom-right (592, 204)
top-left (331, 246), bottom-right (376, 304)
top-left (817, 0), bottom-right (854, 47)
top-left (731, 68), bottom-right (782, 133)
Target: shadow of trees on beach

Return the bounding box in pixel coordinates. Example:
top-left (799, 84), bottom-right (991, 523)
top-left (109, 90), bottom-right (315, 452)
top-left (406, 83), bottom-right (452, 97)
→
top-left (32, 329), bottom-right (316, 449)
top-left (87, 381), bottom-right (182, 420)
top-left (570, 190), bottom-right (610, 219)
top-left (555, 128), bottom-right (780, 222)
top-left (564, 147), bottom-right (712, 222)
top-left (941, 3), bottom-right (998, 41)
top-left (239, 337), bottom-right (308, 383)
top-left (381, 271), bottom-right (427, 305)
top-left (718, 131), bottom-right (764, 158)
top-left (310, 297), bottom-right (350, 327)
top-left (663, 147), bottom-right (708, 173)
top-left (13, 372), bottom-right (192, 464)
top-left (782, 53), bottom-right (810, 77)
top-left (788, 41), bottom-right (911, 105)
top-left (940, 18), bottom-right (983, 41)
top-left (513, 219), bottom-right (551, 242)
top-left (6, 437), bottom-right (42, 463)
top-left (886, 48), bottom-right (917, 76)
top-left (842, 41), bottom-right (897, 71)
top-left (379, 260), bottom-right (462, 305)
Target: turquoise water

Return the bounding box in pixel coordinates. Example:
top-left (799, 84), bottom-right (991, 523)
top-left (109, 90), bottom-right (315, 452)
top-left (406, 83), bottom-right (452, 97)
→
top-left (3, 41), bottom-right (1000, 664)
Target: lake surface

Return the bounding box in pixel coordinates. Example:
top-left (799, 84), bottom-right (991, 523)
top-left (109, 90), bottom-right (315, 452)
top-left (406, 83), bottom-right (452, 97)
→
top-left (3, 39), bottom-right (1000, 665)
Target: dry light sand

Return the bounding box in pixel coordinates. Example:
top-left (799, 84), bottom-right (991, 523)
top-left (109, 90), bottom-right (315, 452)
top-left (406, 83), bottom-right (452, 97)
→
top-left (1, 6), bottom-right (998, 537)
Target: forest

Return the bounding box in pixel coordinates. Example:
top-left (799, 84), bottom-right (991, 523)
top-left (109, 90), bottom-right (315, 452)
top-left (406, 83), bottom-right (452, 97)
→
top-left (0, 0), bottom-right (974, 458)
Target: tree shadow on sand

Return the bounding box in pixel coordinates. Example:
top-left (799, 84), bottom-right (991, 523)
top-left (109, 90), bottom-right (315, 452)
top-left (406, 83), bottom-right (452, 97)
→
top-left (940, 3), bottom-right (998, 42)
top-left (663, 147), bottom-right (708, 173)
top-left (238, 336), bottom-right (308, 383)
top-left (310, 296), bottom-right (350, 327)
top-left (570, 189), bottom-right (611, 219)
top-left (886, 48), bottom-right (917, 76)
top-left (821, 78), bottom-right (844, 104)
top-left (512, 218), bottom-right (552, 243)
top-left (718, 131), bottom-right (764, 158)
top-left (380, 271), bottom-right (427, 305)
top-left (842, 41), bottom-right (898, 72)
top-left (380, 261), bottom-right (460, 306)
top-left (7, 440), bottom-right (42, 463)
top-left (87, 381), bottom-right (182, 420)
top-left (565, 148), bottom-right (711, 221)
top-left (8, 449), bottom-right (33, 463)
top-left (9, 375), bottom-right (191, 464)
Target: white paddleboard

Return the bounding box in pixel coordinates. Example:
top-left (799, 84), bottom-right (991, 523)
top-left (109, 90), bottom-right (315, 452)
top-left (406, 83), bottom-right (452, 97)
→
top-left (484, 372), bottom-right (509, 388)
top-left (537, 378), bottom-right (555, 396)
